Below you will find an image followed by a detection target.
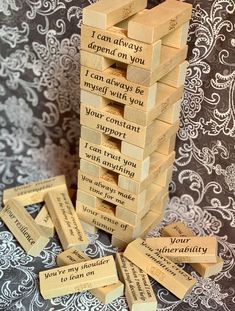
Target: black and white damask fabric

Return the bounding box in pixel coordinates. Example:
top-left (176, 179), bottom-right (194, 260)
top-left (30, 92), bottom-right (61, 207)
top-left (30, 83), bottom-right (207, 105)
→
top-left (0, 0), bottom-right (234, 310)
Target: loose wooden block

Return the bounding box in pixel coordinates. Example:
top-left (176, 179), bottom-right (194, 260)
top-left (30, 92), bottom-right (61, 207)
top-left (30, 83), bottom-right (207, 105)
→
top-left (118, 151), bottom-right (175, 193)
top-left (80, 50), bottom-right (115, 71)
top-left (145, 236), bottom-right (217, 263)
top-left (76, 201), bottom-right (141, 242)
top-left (80, 66), bottom-right (157, 111)
top-left (158, 100), bottom-right (182, 124)
top-left (81, 24), bottom-right (161, 70)
top-left (126, 45), bottom-right (188, 86)
top-left (83, 0), bottom-right (147, 29)
top-left (45, 190), bottom-right (88, 251)
top-left (128, 0), bottom-right (192, 43)
top-left (116, 253), bottom-right (157, 311)
top-left (78, 168), bottom-right (147, 212)
top-left (35, 204), bottom-right (55, 237)
top-left (79, 138), bottom-right (151, 182)
top-left (162, 21), bottom-right (189, 49)
top-left (111, 236), bottom-right (128, 251)
top-left (90, 281), bottom-right (124, 305)
top-left (160, 60), bottom-right (188, 88)
top-left (3, 175), bottom-right (67, 205)
top-left (57, 247), bottom-right (90, 266)
top-left (123, 238), bottom-right (196, 299)
top-left (161, 222), bottom-right (224, 277)
top-left (81, 90), bottom-right (110, 109)
top-left (123, 83), bottom-right (184, 126)
top-left (0, 200), bottom-right (49, 256)
top-left (39, 255), bottom-right (119, 299)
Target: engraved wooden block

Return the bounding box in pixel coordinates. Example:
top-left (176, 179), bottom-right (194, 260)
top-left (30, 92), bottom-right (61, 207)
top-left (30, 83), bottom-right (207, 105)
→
top-left (118, 151), bottom-right (175, 193)
top-left (79, 138), bottom-right (151, 182)
top-left (78, 169), bottom-right (147, 213)
top-left (123, 83), bottom-right (184, 126)
top-left (0, 200), bottom-right (49, 256)
top-left (145, 236), bottom-right (218, 263)
top-left (35, 204), bottom-right (55, 237)
top-left (81, 90), bottom-right (109, 109)
top-left (81, 24), bottom-right (161, 70)
top-left (111, 236), bottom-right (128, 251)
top-left (80, 66), bottom-right (157, 111)
top-left (116, 253), bottom-right (157, 311)
top-left (39, 255), bottom-right (119, 299)
top-left (80, 50), bottom-right (115, 71)
top-left (57, 247), bottom-right (90, 266)
top-left (126, 45), bottom-right (188, 86)
top-left (161, 222), bottom-right (224, 277)
top-left (162, 21), bottom-right (189, 49)
top-left (123, 238), bottom-right (196, 299)
top-left (160, 60), bottom-right (188, 88)
top-left (158, 100), bottom-right (182, 124)
top-left (83, 0), bottom-right (147, 29)
top-left (76, 201), bottom-right (141, 242)
top-left (44, 190), bottom-right (88, 251)
top-left (127, 0), bottom-right (192, 43)
top-left (3, 175), bottom-right (67, 205)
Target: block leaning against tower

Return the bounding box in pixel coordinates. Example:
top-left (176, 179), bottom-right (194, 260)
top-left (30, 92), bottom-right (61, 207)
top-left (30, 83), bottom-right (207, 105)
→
top-left (76, 0), bottom-right (192, 248)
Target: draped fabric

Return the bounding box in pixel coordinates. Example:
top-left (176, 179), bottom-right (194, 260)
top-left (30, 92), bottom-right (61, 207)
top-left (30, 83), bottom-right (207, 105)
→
top-left (0, 0), bottom-right (234, 310)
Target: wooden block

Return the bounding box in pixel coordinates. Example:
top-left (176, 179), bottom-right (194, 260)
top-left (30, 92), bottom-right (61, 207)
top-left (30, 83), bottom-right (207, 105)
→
top-left (80, 158), bottom-right (106, 177)
top-left (80, 50), bottom-right (115, 71)
top-left (123, 238), bottom-right (196, 299)
top-left (79, 138), bottom-right (150, 182)
top-left (77, 189), bottom-right (101, 208)
top-left (160, 60), bottom-right (188, 88)
top-left (76, 201), bottom-right (141, 242)
top-left (57, 247), bottom-right (90, 266)
top-left (153, 163), bottom-right (173, 188)
top-left (45, 190), bottom-right (88, 251)
top-left (123, 83), bottom-right (184, 126)
top-left (140, 210), bottom-right (163, 238)
top-left (158, 100), bottom-right (181, 124)
top-left (115, 203), bottom-right (148, 226)
top-left (147, 187), bottom-right (168, 213)
top-left (120, 121), bottom-right (179, 160)
top-left (81, 90), bottom-right (109, 109)
top-left (157, 135), bottom-right (176, 156)
top-left (3, 175), bottom-right (67, 205)
top-left (118, 151), bottom-right (175, 193)
top-left (162, 21), bottom-right (189, 48)
top-left (35, 204), bottom-right (55, 237)
top-left (81, 24), bottom-right (161, 70)
top-left (90, 281), bottom-right (124, 305)
top-left (111, 236), bottom-right (128, 251)
top-left (80, 66), bottom-right (157, 111)
top-left (126, 45), bottom-right (188, 86)
top-left (0, 200), bottom-right (49, 256)
top-left (145, 236), bottom-right (217, 263)
top-left (80, 220), bottom-right (98, 234)
top-left (127, 0), bottom-right (192, 43)
top-left (78, 169), bottom-right (147, 212)
top-left (161, 222), bottom-right (224, 278)
top-left (39, 255), bottom-right (119, 299)
top-left (83, 0), bottom-right (147, 29)
top-left (116, 253), bottom-right (157, 310)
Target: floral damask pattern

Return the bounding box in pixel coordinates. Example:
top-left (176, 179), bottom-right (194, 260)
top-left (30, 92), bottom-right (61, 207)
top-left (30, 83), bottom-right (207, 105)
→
top-left (0, 0), bottom-right (234, 310)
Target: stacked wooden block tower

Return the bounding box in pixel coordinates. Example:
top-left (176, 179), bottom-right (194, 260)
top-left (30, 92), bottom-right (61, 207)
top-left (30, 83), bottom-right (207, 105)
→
top-left (76, 0), bottom-right (192, 248)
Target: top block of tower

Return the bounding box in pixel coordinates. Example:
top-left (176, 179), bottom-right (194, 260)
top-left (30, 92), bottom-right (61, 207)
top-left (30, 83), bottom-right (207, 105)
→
top-left (128, 0), bottom-right (192, 43)
top-left (83, 0), bottom-right (147, 29)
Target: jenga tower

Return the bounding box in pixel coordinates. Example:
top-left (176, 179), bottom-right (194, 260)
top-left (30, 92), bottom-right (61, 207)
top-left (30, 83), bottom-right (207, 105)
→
top-left (76, 0), bottom-right (192, 248)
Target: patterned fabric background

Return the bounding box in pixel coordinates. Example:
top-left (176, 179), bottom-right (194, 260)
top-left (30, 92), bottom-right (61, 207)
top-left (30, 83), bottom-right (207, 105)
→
top-left (0, 0), bottom-right (234, 310)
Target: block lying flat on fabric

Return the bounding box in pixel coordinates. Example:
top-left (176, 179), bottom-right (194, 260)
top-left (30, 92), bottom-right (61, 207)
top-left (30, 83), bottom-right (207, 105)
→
top-left (3, 175), bottom-right (67, 205)
top-left (45, 190), bottom-right (88, 251)
top-left (161, 221), bottom-right (224, 277)
top-left (83, 0), bottom-right (147, 29)
top-left (0, 200), bottom-right (49, 256)
top-left (123, 238), bottom-right (197, 299)
top-left (39, 256), bottom-right (119, 299)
